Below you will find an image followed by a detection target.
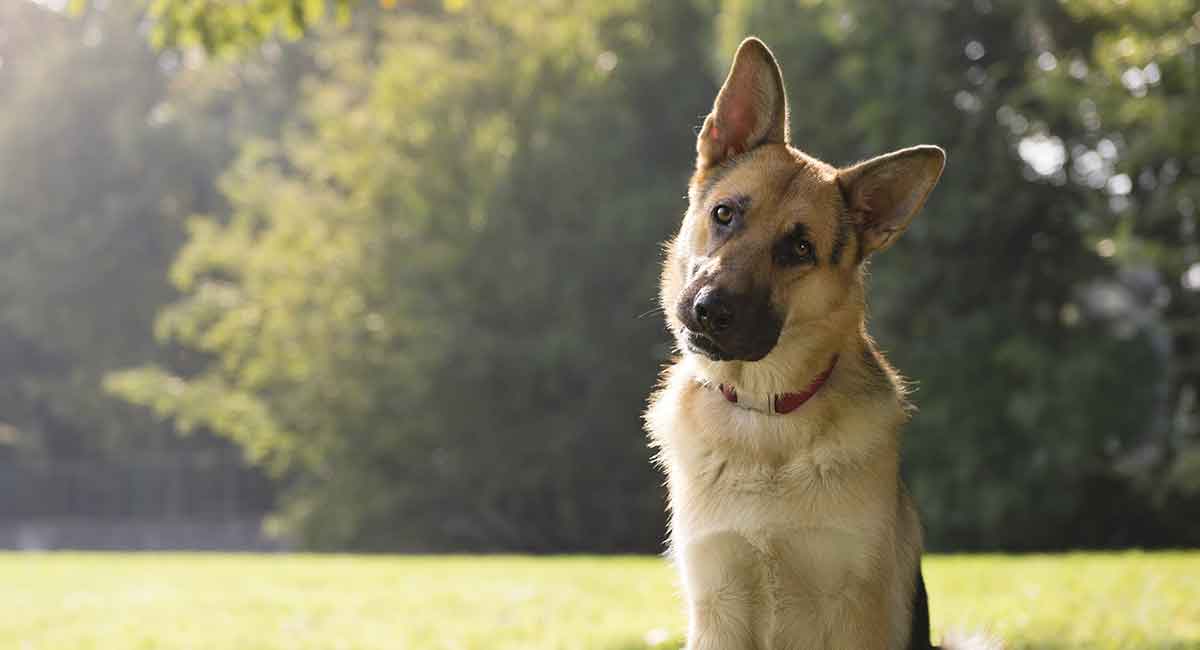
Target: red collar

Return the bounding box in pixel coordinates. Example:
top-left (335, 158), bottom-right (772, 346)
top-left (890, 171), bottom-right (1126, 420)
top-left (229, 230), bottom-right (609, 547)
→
top-left (717, 354), bottom-right (839, 415)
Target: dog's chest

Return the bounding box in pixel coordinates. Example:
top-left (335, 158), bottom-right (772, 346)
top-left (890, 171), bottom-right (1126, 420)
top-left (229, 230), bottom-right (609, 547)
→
top-left (674, 450), bottom-right (882, 590)
top-left (682, 451), bottom-right (826, 530)
top-left (648, 369), bottom-right (901, 603)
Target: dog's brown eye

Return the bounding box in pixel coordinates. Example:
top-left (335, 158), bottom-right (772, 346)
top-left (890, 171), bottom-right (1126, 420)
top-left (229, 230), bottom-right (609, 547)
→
top-left (774, 233), bottom-right (816, 267)
top-left (712, 204), bottom-right (734, 225)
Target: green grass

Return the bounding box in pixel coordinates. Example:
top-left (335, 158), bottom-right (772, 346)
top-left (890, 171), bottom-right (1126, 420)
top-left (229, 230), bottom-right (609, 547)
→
top-left (3, 552), bottom-right (1198, 649)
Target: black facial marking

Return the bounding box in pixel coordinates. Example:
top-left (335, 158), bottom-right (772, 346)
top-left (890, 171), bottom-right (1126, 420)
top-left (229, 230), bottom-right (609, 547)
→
top-left (836, 175), bottom-right (869, 264)
top-left (731, 194), bottom-right (752, 214)
top-left (772, 222), bottom-right (817, 267)
top-left (677, 285), bottom-right (783, 362)
top-left (907, 566), bottom-right (934, 650)
top-left (791, 221), bottom-right (809, 240)
top-left (831, 214), bottom-right (851, 265)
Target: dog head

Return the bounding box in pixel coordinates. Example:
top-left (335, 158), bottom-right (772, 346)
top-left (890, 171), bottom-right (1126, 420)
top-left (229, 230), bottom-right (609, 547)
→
top-left (662, 38), bottom-right (945, 376)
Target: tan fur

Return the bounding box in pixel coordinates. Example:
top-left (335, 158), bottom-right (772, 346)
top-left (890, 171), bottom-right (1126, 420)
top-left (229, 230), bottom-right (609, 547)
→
top-left (645, 37), bottom-right (960, 650)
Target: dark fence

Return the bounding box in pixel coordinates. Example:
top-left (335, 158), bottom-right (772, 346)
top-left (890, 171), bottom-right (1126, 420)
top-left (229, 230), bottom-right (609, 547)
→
top-left (0, 450), bottom-right (280, 551)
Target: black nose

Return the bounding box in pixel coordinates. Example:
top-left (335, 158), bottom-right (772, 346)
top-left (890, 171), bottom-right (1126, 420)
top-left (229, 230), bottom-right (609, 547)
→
top-left (693, 290), bottom-right (734, 334)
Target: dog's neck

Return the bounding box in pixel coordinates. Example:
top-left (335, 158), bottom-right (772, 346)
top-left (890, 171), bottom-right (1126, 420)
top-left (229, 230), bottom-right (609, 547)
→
top-left (711, 352), bottom-right (839, 415)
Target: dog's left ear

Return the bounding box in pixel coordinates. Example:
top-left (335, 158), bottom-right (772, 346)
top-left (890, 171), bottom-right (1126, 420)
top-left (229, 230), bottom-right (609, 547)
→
top-left (696, 37), bottom-right (789, 170)
top-left (838, 145), bottom-right (946, 257)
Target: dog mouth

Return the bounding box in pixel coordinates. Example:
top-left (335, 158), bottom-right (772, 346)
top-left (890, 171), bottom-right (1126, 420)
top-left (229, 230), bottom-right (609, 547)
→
top-left (675, 291), bottom-right (784, 362)
top-left (684, 329), bottom-right (778, 362)
top-left (685, 331), bottom-right (733, 361)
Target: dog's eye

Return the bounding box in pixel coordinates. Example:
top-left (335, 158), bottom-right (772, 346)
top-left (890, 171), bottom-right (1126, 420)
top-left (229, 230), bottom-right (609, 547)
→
top-left (712, 204), bottom-right (734, 226)
top-left (774, 235), bottom-right (816, 267)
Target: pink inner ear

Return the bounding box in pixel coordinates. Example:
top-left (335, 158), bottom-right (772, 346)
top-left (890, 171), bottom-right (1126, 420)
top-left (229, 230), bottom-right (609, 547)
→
top-left (727, 103), bottom-right (753, 130)
top-left (705, 103), bottom-right (756, 162)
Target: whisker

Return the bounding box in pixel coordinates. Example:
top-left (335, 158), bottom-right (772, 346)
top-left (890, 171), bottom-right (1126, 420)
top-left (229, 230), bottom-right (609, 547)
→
top-left (637, 306), bottom-right (665, 320)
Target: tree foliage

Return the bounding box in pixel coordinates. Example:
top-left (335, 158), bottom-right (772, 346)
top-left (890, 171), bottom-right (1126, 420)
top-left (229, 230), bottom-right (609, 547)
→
top-left (47, 0), bottom-right (1200, 550)
top-left (0, 3), bottom-right (187, 459)
top-left (715, 0), bottom-right (1196, 547)
top-left (143, 0), bottom-right (360, 55)
top-left (1042, 0), bottom-right (1200, 500)
top-left (110, 1), bottom-right (716, 550)
top-left (0, 0), bottom-right (306, 472)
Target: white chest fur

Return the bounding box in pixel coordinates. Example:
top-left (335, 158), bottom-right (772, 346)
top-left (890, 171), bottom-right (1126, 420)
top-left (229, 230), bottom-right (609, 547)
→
top-left (646, 365), bottom-right (909, 649)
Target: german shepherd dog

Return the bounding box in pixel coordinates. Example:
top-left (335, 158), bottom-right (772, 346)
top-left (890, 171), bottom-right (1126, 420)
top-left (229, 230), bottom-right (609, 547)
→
top-left (645, 38), bottom-right (998, 650)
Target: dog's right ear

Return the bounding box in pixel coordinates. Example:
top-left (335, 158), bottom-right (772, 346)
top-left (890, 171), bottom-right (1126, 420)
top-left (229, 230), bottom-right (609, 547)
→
top-left (838, 146), bottom-right (946, 257)
top-left (696, 38), bottom-right (789, 170)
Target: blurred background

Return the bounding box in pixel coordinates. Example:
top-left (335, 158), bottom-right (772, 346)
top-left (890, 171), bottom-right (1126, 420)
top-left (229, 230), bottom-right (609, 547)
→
top-left (1, 0), bottom-right (1198, 555)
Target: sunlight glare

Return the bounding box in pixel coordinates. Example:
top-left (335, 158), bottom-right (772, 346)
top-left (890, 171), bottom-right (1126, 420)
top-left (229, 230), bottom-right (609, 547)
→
top-left (26, 0), bottom-right (70, 12)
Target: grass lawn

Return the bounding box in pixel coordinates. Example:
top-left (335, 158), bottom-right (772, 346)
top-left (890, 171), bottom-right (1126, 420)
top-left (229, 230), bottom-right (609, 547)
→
top-left (3, 551), bottom-right (1198, 649)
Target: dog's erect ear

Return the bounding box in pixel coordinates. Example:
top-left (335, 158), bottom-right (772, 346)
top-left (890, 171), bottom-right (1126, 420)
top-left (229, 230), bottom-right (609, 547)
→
top-left (696, 38), bottom-right (789, 170)
top-left (838, 146), bottom-right (946, 257)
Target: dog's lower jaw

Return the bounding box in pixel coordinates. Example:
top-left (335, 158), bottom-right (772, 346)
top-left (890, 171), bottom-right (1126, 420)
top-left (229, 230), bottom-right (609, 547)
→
top-left (683, 331), bottom-right (736, 362)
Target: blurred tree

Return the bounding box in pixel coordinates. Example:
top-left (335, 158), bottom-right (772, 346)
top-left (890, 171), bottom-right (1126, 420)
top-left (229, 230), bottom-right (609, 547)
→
top-left (109, 0), bottom-right (715, 550)
top-left (719, 0), bottom-right (1193, 548)
top-left (106, 0), bottom-right (1199, 550)
top-left (142, 0), bottom-right (359, 55)
top-left (0, 0), bottom-right (306, 470)
top-left (0, 2), bottom-right (186, 459)
top-left (1032, 0), bottom-right (1200, 530)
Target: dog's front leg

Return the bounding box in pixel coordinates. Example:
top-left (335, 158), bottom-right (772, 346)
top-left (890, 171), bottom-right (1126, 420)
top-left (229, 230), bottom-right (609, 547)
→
top-left (766, 584), bottom-right (891, 650)
top-left (764, 531), bottom-right (895, 650)
top-left (680, 531), bottom-right (763, 650)
top-left (822, 580), bottom-right (892, 650)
